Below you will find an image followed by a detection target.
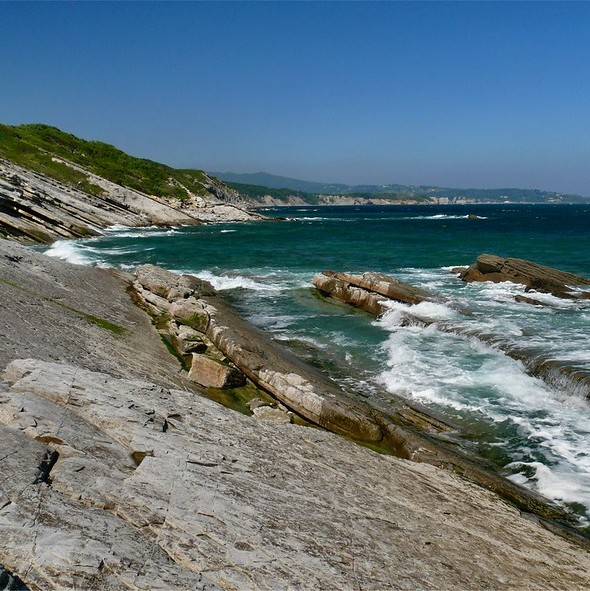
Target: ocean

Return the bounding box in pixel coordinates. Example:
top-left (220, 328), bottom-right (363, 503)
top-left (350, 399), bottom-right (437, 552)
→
top-left (43, 203), bottom-right (590, 529)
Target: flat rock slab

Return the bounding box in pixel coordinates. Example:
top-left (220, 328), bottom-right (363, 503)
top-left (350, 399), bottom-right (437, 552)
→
top-left (1, 359), bottom-right (590, 590)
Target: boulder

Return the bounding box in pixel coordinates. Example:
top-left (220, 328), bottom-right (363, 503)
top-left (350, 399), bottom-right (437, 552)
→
top-left (169, 297), bottom-right (210, 332)
top-left (187, 353), bottom-right (246, 388)
top-left (313, 270), bottom-right (436, 317)
top-left (313, 273), bottom-right (388, 316)
top-left (175, 324), bottom-right (208, 354)
top-left (136, 264), bottom-right (215, 300)
top-left (323, 271), bottom-right (434, 305)
top-left (251, 405), bottom-right (293, 424)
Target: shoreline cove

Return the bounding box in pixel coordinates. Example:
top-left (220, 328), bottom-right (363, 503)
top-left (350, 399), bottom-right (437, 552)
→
top-left (2, 203), bottom-right (590, 589)
top-left (39, 204), bottom-right (590, 530)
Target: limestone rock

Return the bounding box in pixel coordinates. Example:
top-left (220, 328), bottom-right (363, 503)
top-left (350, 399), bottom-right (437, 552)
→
top-left (136, 264), bottom-right (214, 300)
top-left (1, 359), bottom-right (590, 591)
top-left (252, 405), bottom-right (293, 424)
top-left (313, 270), bottom-right (437, 317)
top-left (313, 272), bottom-right (388, 316)
top-left (188, 353), bottom-right (246, 388)
top-left (326, 270), bottom-right (434, 305)
top-left (169, 297), bottom-right (210, 332)
top-left (175, 325), bottom-right (208, 354)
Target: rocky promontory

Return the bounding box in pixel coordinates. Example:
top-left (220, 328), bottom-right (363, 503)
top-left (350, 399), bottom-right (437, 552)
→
top-left (0, 158), bottom-right (265, 244)
top-left (458, 253), bottom-right (590, 300)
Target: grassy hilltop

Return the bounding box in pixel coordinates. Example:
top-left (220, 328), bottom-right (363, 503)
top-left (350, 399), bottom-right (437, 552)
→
top-left (0, 123), bottom-right (215, 200)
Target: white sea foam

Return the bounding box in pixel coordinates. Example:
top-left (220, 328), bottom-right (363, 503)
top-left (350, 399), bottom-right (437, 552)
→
top-left (397, 214), bottom-right (483, 221)
top-left (380, 299), bottom-right (458, 326)
top-left (44, 240), bottom-right (95, 266)
top-left (103, 225), bottom-right (180, 239)
top-left (220, 229), bottom-right (237, 233)
top-left (376, 302), bottom-right (590, 518)
top-left (194, 270), bottom-right (281, 292)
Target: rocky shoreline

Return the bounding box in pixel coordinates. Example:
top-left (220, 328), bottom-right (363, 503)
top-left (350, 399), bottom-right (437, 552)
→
top-left (313, 264), bottom-right (590, 400)
top-left (2, 239), bottom-right (590, 589)
top-left (0, 158), bottom-right (266, 244)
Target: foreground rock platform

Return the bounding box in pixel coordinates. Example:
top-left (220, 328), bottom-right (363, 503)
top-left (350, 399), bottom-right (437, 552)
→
top-left (2, 359), bottom-right (590, 591)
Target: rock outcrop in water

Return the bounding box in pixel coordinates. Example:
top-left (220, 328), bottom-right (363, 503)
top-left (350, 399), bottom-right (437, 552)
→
top-left (313, 270), bottom-right (436, 316)
top-left (313, 268), bottom-right (590, 400)
top-left (459, 253), bottom-right (590, 299)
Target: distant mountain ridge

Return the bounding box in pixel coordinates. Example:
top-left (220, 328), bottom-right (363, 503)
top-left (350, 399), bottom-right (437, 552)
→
top-left (212, 171), bottom-right (590, 204)
top-left (211, 171), bottom-right (350, 194)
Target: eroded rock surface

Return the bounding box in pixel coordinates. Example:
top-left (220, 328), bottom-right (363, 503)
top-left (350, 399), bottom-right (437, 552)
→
top-left (1, 359), bottom-right (590, 591)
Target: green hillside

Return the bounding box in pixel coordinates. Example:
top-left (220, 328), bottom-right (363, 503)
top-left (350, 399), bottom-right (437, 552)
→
top-left (0, 123), bottom-right (213, 199)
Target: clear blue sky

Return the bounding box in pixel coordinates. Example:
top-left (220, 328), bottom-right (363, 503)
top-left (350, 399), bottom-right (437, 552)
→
top-left (2, 1), bottom-right (590, 194)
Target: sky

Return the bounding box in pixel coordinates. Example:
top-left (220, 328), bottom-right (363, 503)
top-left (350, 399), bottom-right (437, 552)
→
top-left (2, 1), bottom-right (590, 195)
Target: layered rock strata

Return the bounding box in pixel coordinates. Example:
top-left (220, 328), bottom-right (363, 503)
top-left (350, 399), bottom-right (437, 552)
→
top-left (2, 359), bottom-right (590, 591)
top-left (0, 158), bottom-right (264, 244)
top-left (134, 265), bottom-right (582, 526)
top-left (313, 270), bottom-right (436, 316)
top-left (459, 253), bottom-right (590, 299)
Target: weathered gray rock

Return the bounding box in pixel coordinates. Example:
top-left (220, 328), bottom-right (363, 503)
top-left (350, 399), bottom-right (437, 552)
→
top-left (460, 254), bottom-right (590, 299)
top-left (188, 353), bottom-right (246, 388)
top-left (1, 359), bottom-right (590, 591)
top-left (0, 240), bottom-right (194, 390)
top-left (175, 325), bottom-right (208, 354)
top-left (136, 264), bottom-right (215, 300)
top-left (252, 405), bottom-right (293, 423)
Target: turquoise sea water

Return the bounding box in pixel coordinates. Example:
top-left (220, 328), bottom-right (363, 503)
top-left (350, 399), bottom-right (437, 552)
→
top-left (45, 204), bottom-right (590, 528)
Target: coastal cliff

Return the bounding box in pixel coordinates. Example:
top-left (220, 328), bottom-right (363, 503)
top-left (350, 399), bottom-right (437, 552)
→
top-left (0, 124), bottom-right (265, 243)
